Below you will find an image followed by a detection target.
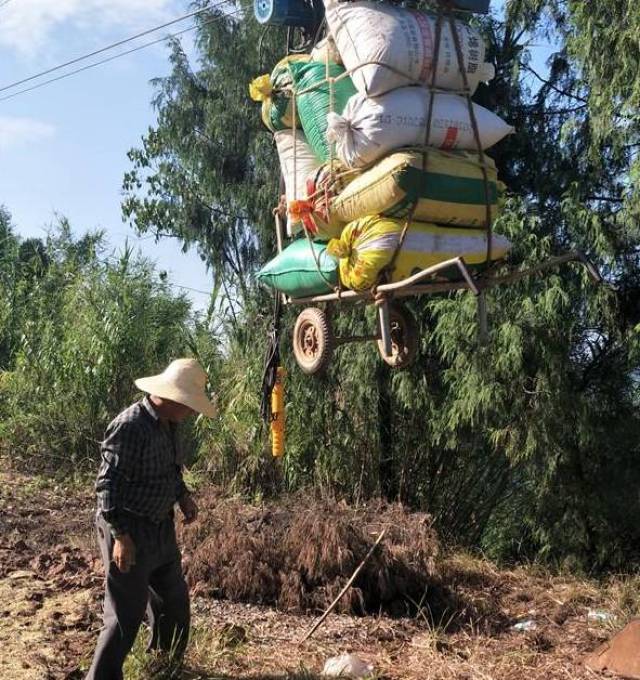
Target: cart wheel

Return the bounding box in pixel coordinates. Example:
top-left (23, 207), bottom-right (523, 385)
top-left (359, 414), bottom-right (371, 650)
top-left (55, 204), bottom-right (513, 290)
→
top-left (377, 303), bottom-right (418, 369)
top-left (293, 307), bottom-right (334, 375)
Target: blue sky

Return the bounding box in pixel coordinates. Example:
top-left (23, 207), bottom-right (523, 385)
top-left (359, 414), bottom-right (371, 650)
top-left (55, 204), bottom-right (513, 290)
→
top-left (0, 0), bottom-right (554, 309)
top-left (0, 0), bottom-right (214, 307)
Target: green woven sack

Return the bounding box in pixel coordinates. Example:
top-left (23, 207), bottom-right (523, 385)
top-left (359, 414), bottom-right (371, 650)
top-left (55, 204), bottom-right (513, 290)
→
top-left (250, 56), bottom-right (311, 132)
top-left (288, 60), bottom-right (357, 162)
top-left (267, 92), bottom-right (293, 132)
top-left (267, 56), bottom-right (306, 131)
top-left (257, 239), bottom-right (338, 297)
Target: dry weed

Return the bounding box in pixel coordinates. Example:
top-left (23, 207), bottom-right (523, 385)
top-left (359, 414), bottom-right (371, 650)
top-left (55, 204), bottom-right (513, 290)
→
top-left (180, 489), bottom-right (440, 617)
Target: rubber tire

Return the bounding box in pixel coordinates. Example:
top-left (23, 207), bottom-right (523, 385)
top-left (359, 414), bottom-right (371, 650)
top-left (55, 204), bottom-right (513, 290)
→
top-left (292, 307), bottom-right (334, 375)
top-left (377, 303), bottom-right (419, 369)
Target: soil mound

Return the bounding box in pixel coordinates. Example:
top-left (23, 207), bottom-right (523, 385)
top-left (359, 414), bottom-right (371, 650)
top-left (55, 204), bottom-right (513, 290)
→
top-left (180, 490), bottom-right (439, 616)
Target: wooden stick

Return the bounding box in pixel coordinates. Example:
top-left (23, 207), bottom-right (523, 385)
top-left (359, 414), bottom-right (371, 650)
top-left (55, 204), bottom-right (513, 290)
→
top-left (298, 528), bottom-right (388, 644)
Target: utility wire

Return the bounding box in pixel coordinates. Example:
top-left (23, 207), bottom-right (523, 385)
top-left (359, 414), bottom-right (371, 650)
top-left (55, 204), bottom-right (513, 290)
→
top-left (101, 252), bottom-right (213, 296)
top-left (0, 8), bottom-right (240, 103)
top-left (168, 282), bottom-right (213, 296)
top-left (0, 2), bottom-right (227, 94)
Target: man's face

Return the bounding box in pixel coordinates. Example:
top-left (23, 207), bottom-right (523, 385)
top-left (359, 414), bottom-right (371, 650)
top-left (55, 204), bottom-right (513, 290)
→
top-left (166, 400), bottom-right (195, 423)
top-left (151, 396), bottom-right (195, 423)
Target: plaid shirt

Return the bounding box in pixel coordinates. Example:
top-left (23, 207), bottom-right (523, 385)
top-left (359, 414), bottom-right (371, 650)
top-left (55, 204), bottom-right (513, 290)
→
top-left (95, 396), bottom-right (190, 536)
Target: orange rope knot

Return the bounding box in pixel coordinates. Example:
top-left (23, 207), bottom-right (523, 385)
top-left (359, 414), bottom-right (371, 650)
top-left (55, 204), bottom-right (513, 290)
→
top-left (288, 199), bottom-right (318, 238)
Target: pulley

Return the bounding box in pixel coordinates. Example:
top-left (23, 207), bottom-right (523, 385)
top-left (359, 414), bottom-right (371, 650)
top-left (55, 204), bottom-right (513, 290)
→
top-left (446, 0), bottom-right (490, 12)
top-left (254, 0), bottom-right (324, 29)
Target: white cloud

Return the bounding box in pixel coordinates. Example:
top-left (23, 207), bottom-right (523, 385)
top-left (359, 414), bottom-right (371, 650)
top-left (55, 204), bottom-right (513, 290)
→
top-left (0, 116), bottom-right (55, 150)
top-left (0, 0), bottom-right (180, 57)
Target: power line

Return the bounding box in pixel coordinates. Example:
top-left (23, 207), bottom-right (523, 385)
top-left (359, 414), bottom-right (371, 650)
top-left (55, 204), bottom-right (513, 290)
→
top-left (0, 8), bottom-right (240, 103)
top-left (0, 2), bottom-right (227, 95)
top-left (169, 282), bottom-right (213, 296)
top-left (101, 253), bottom-right (213, 297)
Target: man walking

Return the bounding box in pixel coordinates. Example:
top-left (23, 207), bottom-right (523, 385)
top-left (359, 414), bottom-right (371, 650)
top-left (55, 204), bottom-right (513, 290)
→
top-left (86, 358), bottom-right (216, 680)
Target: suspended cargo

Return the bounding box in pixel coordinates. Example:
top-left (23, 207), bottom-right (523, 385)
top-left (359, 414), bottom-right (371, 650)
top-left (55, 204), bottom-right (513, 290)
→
top-left (249, 55), bottom-right (310, 132)
top-left (332, 149), bottom-right (502, 227)
top-left (287, 60), bottom-right (357, 162)
top-left (310, 34), bottom-right (342, 65)
top-left (326, 88), bottom-right (513, 168)
top-left (290, 149), bottom-right (502, 240)
top-left (327, 215), bottom-right (511, 291)
top-left (274, 130), bottom-right (322, 236)
top-left (323, 0), bottom-right (495, 97)
top-left (250, 0), bottom-right (603, 377)
top-left (257, 238), bottom-right (338, 296)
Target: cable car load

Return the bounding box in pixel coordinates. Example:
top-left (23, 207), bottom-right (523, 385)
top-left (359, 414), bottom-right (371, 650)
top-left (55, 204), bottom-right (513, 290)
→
top-left (251, 0), bottom-right (602, 387)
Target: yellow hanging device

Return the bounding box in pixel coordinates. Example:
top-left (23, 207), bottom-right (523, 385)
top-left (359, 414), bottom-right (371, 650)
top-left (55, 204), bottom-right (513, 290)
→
top-left (270, 367), bottom-right (286, 457)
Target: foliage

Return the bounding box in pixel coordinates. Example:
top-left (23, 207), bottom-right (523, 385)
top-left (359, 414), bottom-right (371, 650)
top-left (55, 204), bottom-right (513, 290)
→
top-left (0, 217), bottom-right (198, 472)
top-left (96, 0), bottom-right (640, 568)
top-left (0, 207), bottom-right (20, 370)
top-left (122, 0), bottom-right (284, 308)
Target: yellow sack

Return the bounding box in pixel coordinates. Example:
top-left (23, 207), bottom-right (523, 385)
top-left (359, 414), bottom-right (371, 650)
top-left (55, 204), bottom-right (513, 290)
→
top-left (332, 150), bottom-right (503, 227)
top-left (294, 149), bottom-right (503, 242)
top-left (327, 216), bottom-right (511, 291)
top-left (249, 55), bottom-right (311, 132)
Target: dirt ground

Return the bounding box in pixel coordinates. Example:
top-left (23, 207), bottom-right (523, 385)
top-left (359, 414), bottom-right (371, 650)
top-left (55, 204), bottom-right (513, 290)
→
top-left (0, 468), bottom-right (633, 680)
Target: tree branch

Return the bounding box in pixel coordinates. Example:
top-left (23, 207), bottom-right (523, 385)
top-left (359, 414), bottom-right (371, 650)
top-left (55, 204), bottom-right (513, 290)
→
top-left (520, 62), bottom-right (588, 104)
top-left (585, 195), bottom-right (624, 203)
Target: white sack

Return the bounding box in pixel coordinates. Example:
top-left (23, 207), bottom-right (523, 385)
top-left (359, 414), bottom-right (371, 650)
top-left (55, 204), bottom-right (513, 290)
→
top-left (311, 35), bottom-right (342, 65)
top-left (326, 87), bottom-right (514, 168)
top-left (324, 0), bottom-right (495, 97)
top-left (274, 130), bottom-right (321, 235)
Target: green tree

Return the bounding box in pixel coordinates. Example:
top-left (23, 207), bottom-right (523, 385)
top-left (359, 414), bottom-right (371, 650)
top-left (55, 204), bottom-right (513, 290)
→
top-left (122, 1), bottom-right (640, 569)
top-left (0, 220), bottom-right (198, 473)
top-left (0, 207), bottom-right (20, 369)
top-left (122, 1), bottom-right (284, 308)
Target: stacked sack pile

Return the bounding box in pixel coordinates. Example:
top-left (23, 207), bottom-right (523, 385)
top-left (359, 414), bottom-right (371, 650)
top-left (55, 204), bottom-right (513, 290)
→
top-left (252, 0), bottom-right (514, 297)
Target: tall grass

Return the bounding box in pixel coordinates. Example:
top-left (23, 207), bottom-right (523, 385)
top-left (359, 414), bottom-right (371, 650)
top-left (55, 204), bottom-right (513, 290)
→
top-left (0, 223), bottom-right (202, 473)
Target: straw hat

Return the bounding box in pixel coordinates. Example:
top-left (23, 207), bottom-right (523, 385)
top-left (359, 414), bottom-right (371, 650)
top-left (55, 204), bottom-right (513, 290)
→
top-left (135, 358), bottom-right (216, 417)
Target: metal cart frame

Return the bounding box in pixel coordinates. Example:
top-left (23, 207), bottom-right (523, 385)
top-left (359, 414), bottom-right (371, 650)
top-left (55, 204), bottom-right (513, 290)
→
top-left (275, 215), bottom-right (603, 374)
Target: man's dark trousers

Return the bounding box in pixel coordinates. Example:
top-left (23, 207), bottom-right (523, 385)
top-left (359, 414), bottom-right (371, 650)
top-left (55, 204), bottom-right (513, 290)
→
top-left (86, 512), bottom-right (190, 680)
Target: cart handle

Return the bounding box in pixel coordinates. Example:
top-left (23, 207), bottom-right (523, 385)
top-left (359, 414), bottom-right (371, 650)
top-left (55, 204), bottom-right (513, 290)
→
top-left (377, 257), bottom-right (480, 296)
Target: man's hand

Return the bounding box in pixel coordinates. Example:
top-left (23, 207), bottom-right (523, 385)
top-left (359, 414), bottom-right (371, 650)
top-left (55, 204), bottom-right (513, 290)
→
top-left (179, 494), bottom-right (198, 524)
top-left (113, 534), bottom-right (136, 573)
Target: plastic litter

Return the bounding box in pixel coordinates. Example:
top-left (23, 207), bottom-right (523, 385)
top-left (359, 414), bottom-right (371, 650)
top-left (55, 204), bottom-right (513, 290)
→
top-left (512, 620), bottom-right (537, 632)
top-left (322, 653), bottom-right (374, 678)
top-left (588, 609), bottom-right (616, 623)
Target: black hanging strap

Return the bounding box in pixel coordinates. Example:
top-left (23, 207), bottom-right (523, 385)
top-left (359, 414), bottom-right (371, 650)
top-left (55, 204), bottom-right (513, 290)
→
top-left (260, 292), bottom-right (283, 424)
